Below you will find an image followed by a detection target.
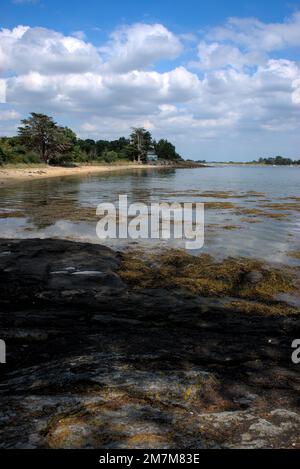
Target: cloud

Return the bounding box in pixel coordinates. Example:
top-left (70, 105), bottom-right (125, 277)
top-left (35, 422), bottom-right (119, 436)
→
top-left (0, 79), bottom-right (6, 103)
top-left (292, 78), bottom-right (300, 104)
top-left (207, 12), bottom-right (300, 52)
top-left (0, 26), bottom-right (101, 75)
top-left (0, 110), bottom-right (20, 121)
top-left (101, 23), bottom-right (183, 72)
top-left (194, 12), bottom-right (300, 72)
top-left (71, 31), bottom-right (87, 41)
top-left (0, 17), bottom-right (300, 160)
top-left (192, 41), bottom-right (265, 70)
top-left (5, 66), bottom-right (200, 115)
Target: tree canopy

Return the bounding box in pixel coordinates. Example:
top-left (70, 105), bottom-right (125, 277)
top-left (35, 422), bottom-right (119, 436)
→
top-left (0, 113), bottom-right (183, 166)
top-left (256, 156), bottom-right (298, 166)
top-left (154, 139), bottom-right (181, 161)
top-left (17, 113), bottom-right (75, 164)
top-left (130, 127), bottom-right (152, 163)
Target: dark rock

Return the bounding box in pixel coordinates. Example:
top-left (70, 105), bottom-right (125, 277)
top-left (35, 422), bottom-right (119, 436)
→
top-left (0, 238), bottom-right (300, 449)
top-left (244, 270), bottom-right (264, 284)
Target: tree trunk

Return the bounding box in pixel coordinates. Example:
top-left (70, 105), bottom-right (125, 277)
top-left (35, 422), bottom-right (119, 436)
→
top-left (137, 133), bottom-right (142, 164)
top-left (42, 141), bottom-right (47, 164)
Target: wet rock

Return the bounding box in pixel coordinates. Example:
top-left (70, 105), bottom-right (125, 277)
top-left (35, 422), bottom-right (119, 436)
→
top-left (196, 408), bottom-right (300, 449)
top-left (244, 270), bottom-right (264, 284)
top-left (0, 238), bottom-right (125, 308)
top-left (0, 238), bottom-right (300, 449)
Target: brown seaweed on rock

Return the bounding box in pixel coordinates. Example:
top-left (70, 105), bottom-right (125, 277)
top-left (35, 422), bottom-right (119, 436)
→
top-left (119, 249), bottom-right (298, 315)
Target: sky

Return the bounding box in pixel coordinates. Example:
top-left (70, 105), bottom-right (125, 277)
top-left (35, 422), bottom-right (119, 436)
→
top-left (0, 1), bottom-right (300, 161)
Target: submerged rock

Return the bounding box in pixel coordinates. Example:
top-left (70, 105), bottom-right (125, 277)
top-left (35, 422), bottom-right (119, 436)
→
top-left (244, 270), bottom-right (264, 284)
top-left (0, 238), bottom-right (299, 449)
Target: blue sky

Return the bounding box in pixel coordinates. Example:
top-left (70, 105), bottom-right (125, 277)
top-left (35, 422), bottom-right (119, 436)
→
top-left (1, 0), bottom-right (300, 160)
top-left (2, 0), bottom-right (297, 34)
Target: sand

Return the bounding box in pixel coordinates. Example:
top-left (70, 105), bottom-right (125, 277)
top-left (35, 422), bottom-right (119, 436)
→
top-left (0, 163), bottom-right (161, 187)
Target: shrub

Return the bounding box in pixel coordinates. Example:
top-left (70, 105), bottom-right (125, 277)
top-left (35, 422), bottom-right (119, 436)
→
top-left (102, 150), bottom-right (118, 163)
top-left (0, 146), bottom-right (7, 165)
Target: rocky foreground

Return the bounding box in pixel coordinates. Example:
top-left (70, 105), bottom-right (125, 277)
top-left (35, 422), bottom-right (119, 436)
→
top-left (0, 238), bottom-right (299, 449)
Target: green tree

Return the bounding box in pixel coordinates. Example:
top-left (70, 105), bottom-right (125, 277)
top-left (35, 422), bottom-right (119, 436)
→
top-left (96, 140), bottom-right (109, 158)
top-left (154, 139), bottom-right (181, 161)
top-left (0, 144), bottom-right (7, 165)
top-left (130, 127), bottom-right (152, 163)
top-left (78, 139), bottom-right (97, 160)
top-left (102, 149), bottom-right (118, 163)
top-left (18, 113), bottom-right (74, 164)
top-left (121, 144), bottom-right (139, 162)
top-left (257, 155), bottom-right (293, 166)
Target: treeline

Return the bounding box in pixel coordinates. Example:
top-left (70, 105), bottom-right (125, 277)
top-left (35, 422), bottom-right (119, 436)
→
top-left (0, 113), bottom-right (182, 166)
top-left (254, 156), bottom-right (300, 166)
top-left (194, 156), bottom-right (300, 165)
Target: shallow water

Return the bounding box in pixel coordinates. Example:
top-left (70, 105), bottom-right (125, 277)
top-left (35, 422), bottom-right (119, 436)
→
top-left (0, 165), bottom-right (299, 265)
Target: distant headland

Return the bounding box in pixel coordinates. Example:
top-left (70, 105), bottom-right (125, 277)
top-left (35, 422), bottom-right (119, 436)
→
top-left (194, 156), bottom-right (300, 166)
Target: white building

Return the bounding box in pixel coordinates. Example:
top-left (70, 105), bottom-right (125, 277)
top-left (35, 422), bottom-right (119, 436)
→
top-left (146, 149), bottom-right (158, 162)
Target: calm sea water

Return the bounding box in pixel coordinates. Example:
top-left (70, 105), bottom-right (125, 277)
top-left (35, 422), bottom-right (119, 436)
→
top-left (0, 165), bottom-right (299, 265)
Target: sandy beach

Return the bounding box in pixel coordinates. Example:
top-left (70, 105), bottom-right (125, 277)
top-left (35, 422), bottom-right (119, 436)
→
top-left (0, 163), bottom-right (162, 187)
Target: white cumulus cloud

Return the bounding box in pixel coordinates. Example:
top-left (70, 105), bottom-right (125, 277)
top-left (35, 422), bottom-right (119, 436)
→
top-left (0, 26), bottom-right (101, 75)
top-left (0, 16), bottom-right (300, 160)
top-left (101, 23), bottom-right (183, 72)
top-left (207, 12), bottom-right (300, 52)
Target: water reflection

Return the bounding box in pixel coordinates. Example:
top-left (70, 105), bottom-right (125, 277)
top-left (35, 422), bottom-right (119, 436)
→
top-left (0, 166), bottom-right (299, 266)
